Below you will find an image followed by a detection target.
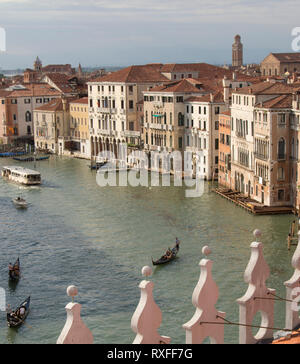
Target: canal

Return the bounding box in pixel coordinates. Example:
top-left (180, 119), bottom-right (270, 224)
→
top-left (0, 156), bottom-right (296, 344)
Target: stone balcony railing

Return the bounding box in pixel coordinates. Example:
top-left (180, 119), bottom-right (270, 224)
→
top-left (57, 229), bottom-right (300, 344)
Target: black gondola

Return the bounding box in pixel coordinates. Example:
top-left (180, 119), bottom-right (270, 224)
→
top-left (9, 258), bottom-right (20, 281)
top-left (7, 297), bottom-right (30, 328)
top-left (152, 241), bottom-right (180, 266)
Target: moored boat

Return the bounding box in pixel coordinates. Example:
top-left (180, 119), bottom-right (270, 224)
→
top-left (2, 166), bottom-right (41, 186)
top-left (13, 197), bottom-right (28, 209)
top-left (152, 240), bottom-right (180, 266)
top-left (7, 297), bottom-right (30, 328)
top-left (13, 155), bottom-right (50, 162)
top-left (9, 258), bottom-right (20, 281)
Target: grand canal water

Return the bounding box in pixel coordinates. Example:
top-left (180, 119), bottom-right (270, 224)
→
top-left (0, 156), bottom-right (296, 344)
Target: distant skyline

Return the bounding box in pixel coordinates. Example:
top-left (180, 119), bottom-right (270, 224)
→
top-left (0, 0), bottom-right (300, 69)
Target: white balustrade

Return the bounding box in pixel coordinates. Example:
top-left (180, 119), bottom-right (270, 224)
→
top-left (237, 230), bottom-right (276, 344)
top-left (284, 231), bottom-right (300, 330)
top-left (131, 266), bottom-right (171, 344)
top-left (183, 246), bottom-right (226, 344)
top-left (57, 286), bottom-right (94, 344)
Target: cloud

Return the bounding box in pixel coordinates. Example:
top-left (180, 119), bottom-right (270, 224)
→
top-left (0, 0), bottom-right (299, 68)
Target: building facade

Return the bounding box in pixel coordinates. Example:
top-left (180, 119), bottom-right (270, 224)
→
top-left (218, 111), bottom-right (232, 188)
top-left (68, 97), bottom-right (90, 159)
top-left (0, 84), bottom-right (61, 144)
top-left (261, 53), bottom-right (300, 77)
top-left (34, 98), bottom-right (71, 154)
top-left (87, 64), bottom-right (169, 160)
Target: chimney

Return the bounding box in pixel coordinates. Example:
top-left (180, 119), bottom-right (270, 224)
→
top-left (210, 93), bottom-right (214, 102)
top-left (232, 72), bottom-right (237, 81)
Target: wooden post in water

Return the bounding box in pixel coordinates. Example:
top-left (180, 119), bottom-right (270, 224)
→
top-left (288, 234), bottom-right (292, 251)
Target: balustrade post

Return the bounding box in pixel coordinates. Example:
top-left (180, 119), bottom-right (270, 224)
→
top-left (57, 285), bottom-right (94, 344)
top-left (183, 246), bottom-right (226, 344)
top-left (131, 266), bottom-right (171, 344)
top-left (237, 230), bottom-right (275, 344)
top-left (284, 231), bottom-right (300, 330)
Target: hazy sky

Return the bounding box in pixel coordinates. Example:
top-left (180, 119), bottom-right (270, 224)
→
top-left (0, 0), bottom-right (300, 69)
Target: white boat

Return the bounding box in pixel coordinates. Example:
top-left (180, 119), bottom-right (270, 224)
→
top-left (2, 166), bottom-right (41, 186)
top-left (13, 198), bottom-right (28, 209)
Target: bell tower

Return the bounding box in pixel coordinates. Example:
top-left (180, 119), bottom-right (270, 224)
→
top-left (34, 56), bottom-right (42, 72)
top-left (232, 35), bottom-right (243, 68)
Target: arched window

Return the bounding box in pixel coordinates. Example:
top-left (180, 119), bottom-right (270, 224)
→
top-left (278, 138), bottom-right (285, 160)
top-left (25, 111), bottom-right (31, 122)
top-left (27, 125), bottom-right (31, 135)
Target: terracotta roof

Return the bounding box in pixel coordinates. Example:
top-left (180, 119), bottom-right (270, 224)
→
top-left (160, 63), bottom-right (254, 80)
top-left (0, 90), bottom-right (12, 98)
top-left (233, 82), bottom-right (298, 95)
top-left (148, 79), bottom-right (206, 93)
top-left (7, 83), bottom-right (61, 98)
top-left (271, 53), bottom-right (300, 63)
top-left (70, 97), bottom-right (88, 105)
top-left (34, 97), bottom-right (73, 112)
top-left (90, 65), bottom-right (169, 83)
top-left (185, 90), bottom-right (224, 103)
top-left (273, 330), bottom-right (300, 344)
top-left (255, 94), bottom-right (293, 109)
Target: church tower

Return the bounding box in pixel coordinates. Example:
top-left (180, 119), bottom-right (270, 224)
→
top-left (232, 35), bottom-right (243, 68)
top-left (34, 56), bottom-right (42, 72)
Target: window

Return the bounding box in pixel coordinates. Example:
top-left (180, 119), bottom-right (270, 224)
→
top-left (11, 99), bottom-right (17, 104)
top-left (215, 139), bottom-right (219, 150)
top-left (90, 99), bottom-right (93, 108)
top-left (178, 137), bottom-right (183, 149)
top-left (278, 138), bottom-right (285, 160)
top-left (278, 189), bottom-right (285, 201)
top-left (215, 121), bottom-right (219, 130)
top-left (24, 99), bottom-right (31, 104)
top-left (215, 107), bottom-right (220, 115)
top-left (178, 112), bottom-right (184, 126)
top-left (278, 167), bottom-right (285, 181)
top-left (129, 122), bottom-right (134, 131)
top-left (25, 111), bottom-right (31, 122)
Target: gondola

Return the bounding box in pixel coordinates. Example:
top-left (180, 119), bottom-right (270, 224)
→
top-left (152, 241), bottom-right (180, 266)
top-left (7, 297), bottom-right (30, 328)
top-left (9, 258), bottom-right (20, 281)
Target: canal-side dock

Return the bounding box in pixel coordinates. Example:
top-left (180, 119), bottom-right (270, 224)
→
top-left (214, 188), bottom-right (294, 215)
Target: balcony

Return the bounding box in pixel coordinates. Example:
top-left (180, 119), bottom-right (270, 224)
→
top-left (277, 154), bottom-right (286, 161)
top-left (122, 130), bottom-right (141, 138)
top-left (254, 153), bottom-right (268, 162)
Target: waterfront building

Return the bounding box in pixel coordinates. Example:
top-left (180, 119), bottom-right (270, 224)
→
top-left (87, 64), bottom-right (169, 160)
top-left (67, 97), bottom-right (90, 159)
top-left (184, 91), bottom-right (226, 180)
top-left (230, 82), bottom-right (300, 207)
top-left (33, 97), bottom-right (72, 154)
top-left (0, 84), bottom-right (61, 144)
top-left (261, 53), bottom-right (300, 77)
top-left (218, 110), bottom-right (231, 188)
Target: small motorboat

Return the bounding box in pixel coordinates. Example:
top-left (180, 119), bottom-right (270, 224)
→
top-left (7, 297), bottom-right (30, 328)
top-left (152, 240), bottom-right (180, 266)
top-left (9, 258), bottom-right (20, 281)
top-left (13, 197), bottom-right (28, 209)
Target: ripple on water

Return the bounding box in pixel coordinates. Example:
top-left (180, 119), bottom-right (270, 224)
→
top-left (0, 156), bottom-right (296, 343)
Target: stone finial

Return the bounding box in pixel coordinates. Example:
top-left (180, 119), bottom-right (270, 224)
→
top-left (253, 229), bottom-right (262, 242)
top-left (131, 267), bottom-right (171, 344)
top-left (183, 255), bottom-right (226, 344)
top-left (237, 241), bottom-right (275, 344)
top-left (284, 233), bottom-right (300, 330)
top-left (202, 246), bottom-right (212, 257)
top-left (57, 286), bottom-right (94, 344)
